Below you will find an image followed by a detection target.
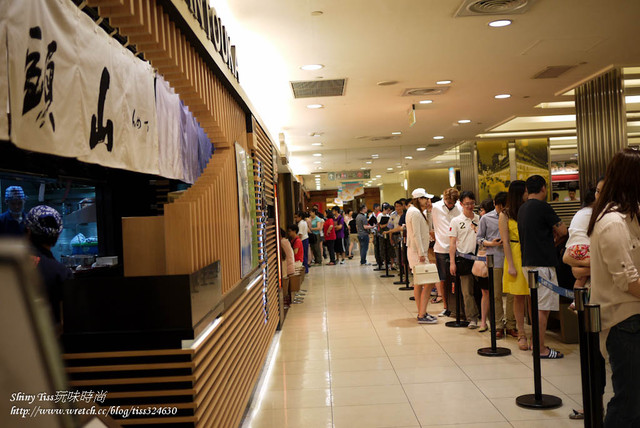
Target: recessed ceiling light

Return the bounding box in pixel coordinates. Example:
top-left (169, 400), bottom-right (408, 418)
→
top-left (494, 94), bottom-right (511, 99)
top-left (387, 167), bottom-right (394, 171)
top-left (372, 178), bottom-right (377, 181)
top-left (361, 167), bottom-right (366, 170)
top-left (416, 147), bottom-right (426, 151)
top-left (313, 153), bottom-right (322, 157)
top-left (488, 19), bottom-right (512, 28)
top-left (314, 161), bottom-right (322, 164)
top-left (435, 160), bottom-right (443, 164)
top-left (396, 165), bottom-right (402, 168)
top-left (376, 175), bottom-right (382, 178)
top-left (433, 135), bottom-right (444, 140)
top-left (392, 131), bottom-right (402, 135)
top-left (458, 119), bottom-right (471, 124)
top-left (419, 100), bottom-right (433, 104)
top-left (405, 156), bottom-right (413, 159)
top-left (307, 104), bottom-right (324, 109)
top-left (365, 161), bottom-right (372, 164)
top-left (436, 80), bottom-right (452, 85)
top-left (300, 64), bottom-right (324, 71)
top-left (371, 154), bottom-right (379, 158)
top-left (311, 142), bottom-right (323, 146)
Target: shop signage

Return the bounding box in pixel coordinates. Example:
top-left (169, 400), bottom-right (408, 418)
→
top-left (183, 0), bottom-right (239, 82)
top-left (328, 170), bottom-right (370, 181)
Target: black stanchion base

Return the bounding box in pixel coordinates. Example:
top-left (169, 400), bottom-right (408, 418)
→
top-left (393, 280), bottom-right (405, 285)
top-left (380, 274), bottom-right (395, 278)
top-left (515, 394), bottom-right (562, 409)
top-left (477, 347), bottom-right (512, 357)
top-left (445, 320), bottom-right (470, 328)
top-left (397, 286), bottom-right (413, 290)
top-left (373, 267), bottom-right (385, 271)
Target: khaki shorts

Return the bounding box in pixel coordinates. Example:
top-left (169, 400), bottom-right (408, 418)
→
top-left (522, 266), bottom-right (559, 311)
top-left (349, 234), bottom-right (359, 244)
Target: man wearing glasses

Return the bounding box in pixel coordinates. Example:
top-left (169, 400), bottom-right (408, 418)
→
top-left (431, 188), bottom-right (461, 317)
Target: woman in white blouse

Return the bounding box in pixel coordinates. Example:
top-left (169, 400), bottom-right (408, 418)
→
top-left (588, 148), bottom-right (640, 427)
top-left (406, 188), bottom-right (437, 324)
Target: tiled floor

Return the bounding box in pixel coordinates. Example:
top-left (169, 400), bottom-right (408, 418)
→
top-left (243, 258), bottom-right (611, 428)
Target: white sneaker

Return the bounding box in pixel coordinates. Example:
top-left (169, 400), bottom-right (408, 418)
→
top-left (339, 260), bottom-right (345, 264)
top-left (467, 319), bottom-right (479, 329)
top-left (437, 309), bottom-right (450, 317)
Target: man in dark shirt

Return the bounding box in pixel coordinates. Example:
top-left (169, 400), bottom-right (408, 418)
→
top-left (0, 186), bottom-right (27, 236)
top-left (518, 175), bottom-right (568, 359)
top-left (355, 205), bottom-right (373, 265)
top-left (25, 205), bottom-right (72, 336)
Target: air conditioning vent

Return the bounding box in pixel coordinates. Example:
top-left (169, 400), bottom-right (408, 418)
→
top-left (402, 87), bottom-right (450, 97)
top-left (455, 0), bottom-right (534, 17)
top-left (291, 79), bottom-right (346, 98)
top-left (369, 136), bottom-right (400, 141)
top-left (532, 65), bottom-right (577, 79)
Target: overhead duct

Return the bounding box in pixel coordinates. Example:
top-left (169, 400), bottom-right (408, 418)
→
top-left (455, 0), bottom-right (535, 17)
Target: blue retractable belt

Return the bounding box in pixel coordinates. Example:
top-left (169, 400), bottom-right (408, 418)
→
top-left (455, 251), bottom-right (486, 262)
top-left (536, 274), bottom-right (575, 299)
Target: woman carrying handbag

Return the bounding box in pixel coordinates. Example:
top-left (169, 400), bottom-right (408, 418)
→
top-left (406, 188), bottom-right (437, 324)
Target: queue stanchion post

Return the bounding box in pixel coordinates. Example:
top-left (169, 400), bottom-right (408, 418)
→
top-left (446, 258), bottom-right (469, 327)
top-left (585, 304), bottom-right (604, 427)
top-left (380, 234), bottom-right (394, 278)
top-left (574, 287), bottom-right (592, 427)
top-left (516, 270), bottom-right (563, 409)
top-left (477, 254), bottom-right (511, 357)
top-left (395, 237), bottom-right (407, 286)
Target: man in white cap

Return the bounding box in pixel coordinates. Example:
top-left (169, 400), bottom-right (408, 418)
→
top-left (406, 188), bottom-right (437, 323)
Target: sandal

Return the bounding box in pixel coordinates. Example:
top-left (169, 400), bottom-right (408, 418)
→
top-left (431, 295), bottom-right (443, 304)
top-left (478, 325), bottom-right (488, 332)
top-left (518, 335), bottom-right (529, 351)
top-left (569, 409), bottom-right (584, 420)
top-left (540, 347), bottom-right (564, 359)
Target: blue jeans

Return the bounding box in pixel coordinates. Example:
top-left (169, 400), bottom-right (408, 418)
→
top-left (358, 234), bottom-right (369, 265)
top-left (604, 314), bottom-right (640, 428)
top-left (302, 238), bottom-right (309, 273)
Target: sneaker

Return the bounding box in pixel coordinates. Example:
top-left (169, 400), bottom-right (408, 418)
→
top-left (468, 319), bottom-right (479, 329)
top-left (339, 260), bottom-right (345, 264)
top-left (418, 314), bottom-right (438, 324)
top-left (437, 309), bottom-right (451, 317)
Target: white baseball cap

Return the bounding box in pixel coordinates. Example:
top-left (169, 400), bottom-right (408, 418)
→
top-left (411, 188), bottom-right (434, 199)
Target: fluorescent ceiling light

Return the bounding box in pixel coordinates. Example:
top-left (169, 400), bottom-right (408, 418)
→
top-left (300, 64), bottom-right (324, 71)
top-left (315, 175), bottom-right (321, 177)
top-left (387, 167), bottom-right (394, 171)
top-left (627, 95), bottom-right (640, 103)
top-left (405, 156), bottom-right (413, 159)
top-left (550, 144), bottom-right (578, 149)
top-left (371, 154), bottom-right (379, 158)
top-left (488, 19), bottom-right (512, 27)
top-left (433, 136), bottom-right (444, 140)
top-left (494, 94), bottom-right (511, 99)
top-left (535, 101), bottom-right (575, 109)
top-left (458, 119), bottom-right (471, 124)
top-left (313, 153), bottom-right (322, 156)
top-left (624, 79), bottom-right (640, 88)
top-left (365, 161), bottom-right (372, 164)
top-left (311, 142), bottom-right (323, 146)
top-left (376, 175), bottom-right (382, 178)
top-left (361, 167), bottom-right (366, 170)
top-left (307, 104), bottom-right (324, 109)
top-left (436, 80), bottom-right (452, 85)
top-left (549, 136), bottom-right (577, 141)
top-left (392, 131), bottom-right (402, 135)
top-left (416, 147), bottom-right (426, 151)
top-left (396, 165), bottom-right (402, 168)
top-left (419, 100), bottom-right (433, 104)
top-left (477, 129), bottom-right (576, 138)
top-left (372, 178), bottom-right (377, 181)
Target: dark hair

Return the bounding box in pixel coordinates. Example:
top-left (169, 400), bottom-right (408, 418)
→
top-left (295, 211), bottom-right (304, 219)
top-left (494, 191), bottom-right (507, 207)
top-left (325, 209), bottom-right (334, 219)
top-left (344, 208), bottom-right (352, 215)
top-left (310, 208), bottom-right (319, 216)
top-left (382, 202), bottom-right (391, 211)
top-left (480, 198), bottom-right (495, 213)
top-left (399, 198), bottom-right (407, 205)
top-left (460, 191), bottom-right (475, 203)
top-left (373, 203), bottom-right (380, 210)
top-left (505, 180), bottom-right (526, 220)
top-left (568, 183), bottom-right (578, 192)
top-left (280, 227), bottom-right (287, 237)
top-left (288, 223), bottom-right (299, 234)
top-left (332, 206), bottom-right (341, 213)
top-left (588, 148), bottom-right (640, 236)
top-left (359, 204), bottom-right (367, 212)
top-left (552, 192), bottom-right (559, 201)
top-left (394, 200), bottom-right (403, 207)
top-left (525, 175), bottom-right (546, 194)
top-left (583, 187), bottom-right (597, 208)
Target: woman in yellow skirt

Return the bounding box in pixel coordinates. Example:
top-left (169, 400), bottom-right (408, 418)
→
top-left (499, 180), bottom-right (530, 350)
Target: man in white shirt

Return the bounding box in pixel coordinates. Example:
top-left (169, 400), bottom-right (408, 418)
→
top-left (431, 188), bottom-right (461, 317)
top-left (295, 211), bottom-right (310, 273)
top-left (449, 190), bottom-right (480, 328)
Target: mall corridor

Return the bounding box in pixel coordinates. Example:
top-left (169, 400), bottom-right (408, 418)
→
top-left (243, 260), bottom-right (612, 428)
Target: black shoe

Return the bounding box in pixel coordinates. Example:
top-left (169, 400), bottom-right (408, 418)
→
top-left (409, 296), bottom-right (415, 301)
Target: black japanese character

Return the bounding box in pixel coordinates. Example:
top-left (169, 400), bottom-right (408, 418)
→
top-left (22, 26), bottom-right (56, 130)
top-left (89, 68), bottom-right (114, 152)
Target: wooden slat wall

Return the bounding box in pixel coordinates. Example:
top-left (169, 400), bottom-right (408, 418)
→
top-left (74, 2), bottom-right (280, 427)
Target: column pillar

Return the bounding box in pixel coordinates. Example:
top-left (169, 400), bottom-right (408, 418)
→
top-left (575, 68), bottom-right (627, 194)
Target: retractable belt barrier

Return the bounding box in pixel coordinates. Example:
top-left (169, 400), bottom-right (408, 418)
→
top-left (455, 252), bottom-right (486, 262)
top-left (477, 254), bottom-right (511, 357)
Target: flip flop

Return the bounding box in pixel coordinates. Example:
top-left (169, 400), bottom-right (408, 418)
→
top-left (478, 326), bottom-right (488, 332)
top-left (540, 347), bottom-right (564, 359)
top-left (569, 409), bottom-right (584, 420)
top-left (431, 296), bottom-right (443, 304)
